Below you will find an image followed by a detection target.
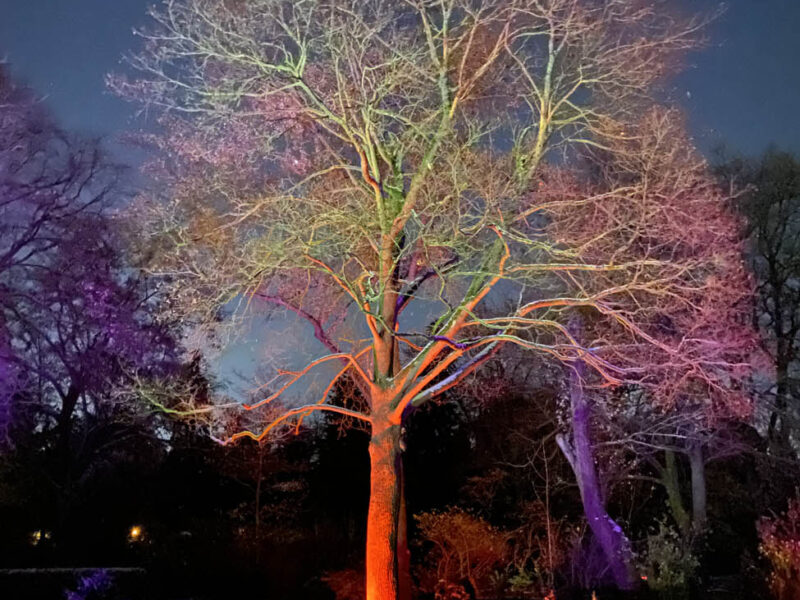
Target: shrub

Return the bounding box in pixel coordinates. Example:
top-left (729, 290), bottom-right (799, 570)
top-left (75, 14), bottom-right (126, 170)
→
top-left (321, 568), bottom-right (365, 600)
top-left (415, 507), bottom-right (507, 596)
top-left (758, 494), bottom-right (800, 600)
top-left (638, 521), bottom-right (698, 599)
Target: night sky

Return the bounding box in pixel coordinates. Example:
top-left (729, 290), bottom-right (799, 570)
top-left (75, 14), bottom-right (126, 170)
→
top-left (1, 0), bottom-right (799, 156)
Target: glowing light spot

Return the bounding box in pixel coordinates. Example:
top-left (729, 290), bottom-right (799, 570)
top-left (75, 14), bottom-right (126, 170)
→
top-left (30, 530), bottom-right (50, 546)
top-left (128, 525), bottom-right (143, 542)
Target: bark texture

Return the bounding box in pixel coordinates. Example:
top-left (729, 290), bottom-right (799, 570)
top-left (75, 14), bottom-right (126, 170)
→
top-left (689, 443), bottom-right (707, 531)
top-left (662, 450), bottom-right (691, 535)
top-left (366, 417), bottom-right (402, 600)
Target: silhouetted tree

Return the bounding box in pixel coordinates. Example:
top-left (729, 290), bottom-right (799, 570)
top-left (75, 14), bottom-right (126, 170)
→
top-left (718, 150), bottom-right (800, 457)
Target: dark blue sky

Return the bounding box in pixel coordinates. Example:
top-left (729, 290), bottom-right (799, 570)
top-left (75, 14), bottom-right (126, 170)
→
top-left (0, 0), bottom-right (151, 135)
top-left (1, 0), bottom-right (799, 156)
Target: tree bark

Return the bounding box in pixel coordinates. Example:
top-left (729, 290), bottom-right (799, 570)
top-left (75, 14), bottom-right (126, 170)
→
top-left (662, 450), bottom-right (691, 535)
top-left (56, 383), bottom-right (80, 460)
top-left (54, 383), bottom-right (81, 543)
top-left (366, 415), bottom-right (402, 600)
top-left (559, 347), bottom-right (638, 590)
top-left (688, 443), bottom-right (707, 531)
top-left (768, 359), bottom-right (792, 455)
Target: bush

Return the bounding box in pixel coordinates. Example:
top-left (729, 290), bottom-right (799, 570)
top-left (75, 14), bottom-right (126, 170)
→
top-left (415, 507), bottom-right (507, 596)
top-left (321, 568), bottom-right (364, 600)
top-left (758, 494), bottom-right (800, 600)
top-left (638, 521), bottom-right (698, 599)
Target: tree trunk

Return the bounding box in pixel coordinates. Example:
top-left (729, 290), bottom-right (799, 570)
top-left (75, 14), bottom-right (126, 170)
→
top-left (57, 384), bottom-right (80, 461)
top-left (559, 352), bottom-right (638, 590)
top-left (55, 383), bottom-right (81, 539)
top-left (769, 359), bottom-right (792, 455)
top-left (366, 416), bottom-right (402, 600)
top-left (662, 450), bottom-right (690, 535)
top-left (688, 443), bottom-right (707, 531)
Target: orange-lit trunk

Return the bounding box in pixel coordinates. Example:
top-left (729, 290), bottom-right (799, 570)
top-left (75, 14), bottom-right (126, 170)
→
top-left (366, 416), bottom-right (402, 600)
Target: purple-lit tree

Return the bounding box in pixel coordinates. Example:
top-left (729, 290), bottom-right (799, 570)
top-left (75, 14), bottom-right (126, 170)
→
top-left (1, 64), bottom-right (114, 438)
top-left (0, 66), bottom-right (177, 523)
top-left (545, 109), bottom-right (757, 588)
top-left (7, 217), bottom-right (175, 449)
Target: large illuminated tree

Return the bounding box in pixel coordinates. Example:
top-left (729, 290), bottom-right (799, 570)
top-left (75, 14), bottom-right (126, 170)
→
top-left (111, 1), bottom-right (746, 596)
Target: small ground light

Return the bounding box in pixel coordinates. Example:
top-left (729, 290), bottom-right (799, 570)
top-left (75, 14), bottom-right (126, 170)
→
top-left (128, 525), bottom-right (143, 542)
top-left (30, 530), bottom-right (51, 546)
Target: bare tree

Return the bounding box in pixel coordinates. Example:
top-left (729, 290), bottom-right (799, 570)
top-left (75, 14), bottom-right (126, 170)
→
top-left (718, 150), bottom-right (800, 456)
top-left (0, 66), bottom-right (177, 530)
top-left (111, 1), bottom-right (747, 596)
top-left (549, 110), bottom-right (756, 588)
top-left (1, 65), bottom-right (113, 427)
